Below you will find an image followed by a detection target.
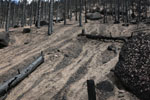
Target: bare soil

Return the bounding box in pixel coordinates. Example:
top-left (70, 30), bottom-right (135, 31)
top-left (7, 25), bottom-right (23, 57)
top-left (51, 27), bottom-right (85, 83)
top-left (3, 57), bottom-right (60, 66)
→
top-left (0, 19), bottom-right (148, 100)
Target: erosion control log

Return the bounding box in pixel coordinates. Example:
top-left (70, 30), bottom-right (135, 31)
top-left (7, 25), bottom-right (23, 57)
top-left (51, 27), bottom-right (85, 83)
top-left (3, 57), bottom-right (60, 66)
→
top-left (0, 53), bottom-right (44, 96)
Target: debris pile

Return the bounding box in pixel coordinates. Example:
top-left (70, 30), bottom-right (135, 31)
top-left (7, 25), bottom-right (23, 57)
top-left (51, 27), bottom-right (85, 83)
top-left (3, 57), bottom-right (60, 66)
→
top-left (115, 33), bottom-right (150, 100)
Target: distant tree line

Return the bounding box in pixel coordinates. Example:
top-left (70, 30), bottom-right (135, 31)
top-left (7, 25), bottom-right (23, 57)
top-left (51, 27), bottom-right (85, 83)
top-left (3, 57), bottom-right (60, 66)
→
top-left (0, 0), bottom-right (150, 33)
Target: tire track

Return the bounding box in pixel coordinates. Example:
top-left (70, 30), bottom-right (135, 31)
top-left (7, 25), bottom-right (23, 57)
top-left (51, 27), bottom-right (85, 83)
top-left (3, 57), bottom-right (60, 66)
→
top-left (52, 55), bottom-right (94, 100)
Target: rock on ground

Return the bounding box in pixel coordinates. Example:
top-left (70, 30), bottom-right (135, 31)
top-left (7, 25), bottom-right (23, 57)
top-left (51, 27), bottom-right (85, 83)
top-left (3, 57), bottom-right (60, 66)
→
top-left (86, 12), bottom-right (102, 20)
top-left (0, 32), bottom-right (9, 48)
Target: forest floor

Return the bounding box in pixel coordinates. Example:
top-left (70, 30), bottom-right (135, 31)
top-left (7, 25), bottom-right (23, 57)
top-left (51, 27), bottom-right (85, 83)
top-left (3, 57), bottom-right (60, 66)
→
top-left (0, 18), bottom-right (149, 100)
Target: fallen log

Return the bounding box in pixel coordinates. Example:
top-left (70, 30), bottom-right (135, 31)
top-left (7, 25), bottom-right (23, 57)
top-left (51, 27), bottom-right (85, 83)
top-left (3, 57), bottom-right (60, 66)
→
top-left (0, 53), bottom-right (44, 96)
top-left (78, 33), bottom-right (130, 42)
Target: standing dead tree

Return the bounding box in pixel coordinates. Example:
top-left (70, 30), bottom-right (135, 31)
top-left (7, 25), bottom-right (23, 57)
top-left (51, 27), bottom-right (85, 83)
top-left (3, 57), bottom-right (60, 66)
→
top-left (64, 0), bottom-right (67, 25)
top-left (21, 0), bottom-right (27, 27)
top-left (5, 0), bottom-right (11, 32)
top-left (48, 0), bottom-right (54, 35)
top-left (84, 0), bottom-right (88, 23)
top-left (37, 0), bottom-right (41, 28)
top-left (79, 0), bottom-right (82, 26)
top-left (75, 0), bottom-right (78, 21)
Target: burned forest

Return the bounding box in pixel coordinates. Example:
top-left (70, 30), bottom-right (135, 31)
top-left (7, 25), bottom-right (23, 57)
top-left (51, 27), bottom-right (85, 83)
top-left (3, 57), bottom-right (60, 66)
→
top-left (0, 0), bottom-right (150, 100)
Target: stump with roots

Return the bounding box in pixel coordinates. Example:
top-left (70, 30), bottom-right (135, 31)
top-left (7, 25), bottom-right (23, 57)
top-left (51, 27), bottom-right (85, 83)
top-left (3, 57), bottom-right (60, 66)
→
top-left (114, 32), bottom-right (150, 100)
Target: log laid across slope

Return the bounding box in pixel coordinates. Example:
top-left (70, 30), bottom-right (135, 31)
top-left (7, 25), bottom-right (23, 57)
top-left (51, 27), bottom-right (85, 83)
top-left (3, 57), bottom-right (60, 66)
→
top-left (0, 53), bottom-right (44, 96)
top-left (78, 33), bottom-right (132, 42)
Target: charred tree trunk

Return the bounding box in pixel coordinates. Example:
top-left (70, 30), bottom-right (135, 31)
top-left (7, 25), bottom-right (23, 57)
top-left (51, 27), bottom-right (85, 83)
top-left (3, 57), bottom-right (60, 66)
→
top-left (30, 2), bottom-right (33, 27)
top-left (85, 0), bottom-right (87, 23)
top-left (69, 0), bottom-right (72, 21)
top-left (117, 0), bottom-right (120, 22)
top-left (37, 0), bottom-right (41, 28)
top-left (125, 0), bottom-right (129, 23)
top-left (75, 0), bottom-right (78, 21)
top-left (5, 0), bottom-right (11, 32)
top-left (103, 0), bottom-right (107, 23)
top-left (64, 0), bottom-right (67, 25)
top-left (48, 0), bottom-right (54, 35)
top-left (21, 0), bottom-right (27, 27)
top-left (12, 4), bottom-right (16, 27)
top-left (138, 0), bottom-right (141, 22)
top-left (79, 0), bottom-right (82, 26)
top-left (55, 1), bottom-right (59, 23)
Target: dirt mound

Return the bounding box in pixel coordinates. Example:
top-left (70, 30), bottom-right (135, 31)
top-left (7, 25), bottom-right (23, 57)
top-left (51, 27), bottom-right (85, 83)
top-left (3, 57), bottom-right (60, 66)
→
top-left (114, 33), bottom-right (150, 100)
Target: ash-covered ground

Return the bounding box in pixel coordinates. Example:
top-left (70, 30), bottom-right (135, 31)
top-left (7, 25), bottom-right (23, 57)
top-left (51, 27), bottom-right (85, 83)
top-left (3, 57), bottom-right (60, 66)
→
top-left (1, 19), bottom-right (149, 100)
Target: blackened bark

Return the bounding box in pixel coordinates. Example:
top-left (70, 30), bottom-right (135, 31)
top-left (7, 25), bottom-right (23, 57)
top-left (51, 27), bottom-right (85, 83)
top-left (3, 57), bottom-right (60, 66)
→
top-left (85, 0), bottom-right (87, 23)
top-left (37, 0), bottom-right (41, 28)
top-left (5, 0), bottom-right (11, 32)
top-left (79, 0), bottom-right (82, 26)
top-left (48, 0), bottom-right (54, 35)
top-left (64, 0), bottom-right (67, 25)
top-left (75, 0), bottom-right (78, 21)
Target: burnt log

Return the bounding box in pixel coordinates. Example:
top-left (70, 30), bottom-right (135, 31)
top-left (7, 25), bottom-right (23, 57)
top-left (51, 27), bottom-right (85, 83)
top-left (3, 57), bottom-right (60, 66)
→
top-left (22, 28), bottom-right (31, 33)
top-left (122, 23), bottom-right (129, 27)
top-left (78, 33), bottom-right (129, 42)
top-left (0, 32), bottom-right (9, 48)
top-left (0, 53), bottom-right (44, 96)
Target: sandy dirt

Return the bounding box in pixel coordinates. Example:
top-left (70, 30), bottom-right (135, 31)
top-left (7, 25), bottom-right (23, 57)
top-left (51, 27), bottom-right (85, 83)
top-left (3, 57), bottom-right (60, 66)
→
top-left (0, 19), bottom-right (148, 100)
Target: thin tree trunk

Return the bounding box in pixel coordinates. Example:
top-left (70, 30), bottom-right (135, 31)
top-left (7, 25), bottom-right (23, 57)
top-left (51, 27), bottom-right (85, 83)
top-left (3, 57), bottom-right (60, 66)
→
top-left (12, 4), bottom-right (16, 27)
top-left (37, 0), bottom-right (41, 28)
top-left (103, 1), bottom-right (106, 23)
top-left (48, 0), bottom-right (54, 35)
top-left (64, 0), bottom-right (67, 25)
top-left (5, 0), bottom-right (11, 32)
top-left (21, 0), bottom-right (26, 27)
top-left (126, 0), bottom-right (128, 23)
top-left (117, 0), bottom-right (120, 22)
top-left (85, 0), bottom-right (87, 23)
top-left (69, 0), bottom-right (72, 21)
top-left (56, 1), bottom-right (59, 23)
top-left (44, 1), bottom-right (47, 20)
top-left (16, 1), bottom-right (20, 26)
top-left (30, 2), bottom-right (33, 27)
top-left (75, 0), bottom-right (78, 21)
top-left (79, 0), bottom-right (82, 26)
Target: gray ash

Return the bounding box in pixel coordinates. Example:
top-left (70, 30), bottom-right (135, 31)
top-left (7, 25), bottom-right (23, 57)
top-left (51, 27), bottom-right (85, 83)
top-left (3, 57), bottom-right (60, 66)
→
top-left (114, 32), bottom-right (150, 100)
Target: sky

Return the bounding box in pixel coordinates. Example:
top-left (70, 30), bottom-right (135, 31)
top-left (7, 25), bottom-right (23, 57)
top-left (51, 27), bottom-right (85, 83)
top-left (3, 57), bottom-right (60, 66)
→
top-left (12, 0), bottom-right (33, 4)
